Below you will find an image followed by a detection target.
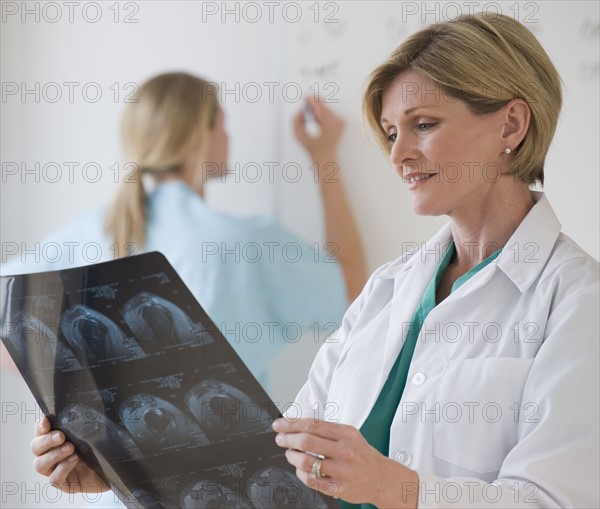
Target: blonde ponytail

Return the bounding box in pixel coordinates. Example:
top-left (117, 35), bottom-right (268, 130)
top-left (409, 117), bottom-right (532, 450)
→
top-left (105, 73), bottom-right (219, 258)
top-left (105, 165), bottom-right (146, 258)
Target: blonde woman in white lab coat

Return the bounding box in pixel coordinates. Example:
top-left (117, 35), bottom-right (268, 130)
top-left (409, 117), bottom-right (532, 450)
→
top-left (31, 13), bottom-right (599, 509)
top-left (271, 12), bottom-right (599, 509)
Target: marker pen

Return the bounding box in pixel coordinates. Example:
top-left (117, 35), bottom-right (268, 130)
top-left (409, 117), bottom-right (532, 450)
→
top-left (303, 102), bottom-right (322, 138)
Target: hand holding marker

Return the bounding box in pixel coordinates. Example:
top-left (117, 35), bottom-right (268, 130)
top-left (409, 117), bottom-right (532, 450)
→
top-left (293, 96), bottom-right (345, 159)
top-left (303, 100), bottom-right (322, 138)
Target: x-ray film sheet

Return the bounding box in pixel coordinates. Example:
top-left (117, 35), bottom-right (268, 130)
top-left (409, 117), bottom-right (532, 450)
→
top-left (0, 252), bottom-right (339, 508)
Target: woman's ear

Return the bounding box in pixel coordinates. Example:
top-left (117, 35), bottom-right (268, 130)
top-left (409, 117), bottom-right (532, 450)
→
top-left (180, 131), bottom-right (209, 190)
top-left (502, 98), bottom-right (531, 150)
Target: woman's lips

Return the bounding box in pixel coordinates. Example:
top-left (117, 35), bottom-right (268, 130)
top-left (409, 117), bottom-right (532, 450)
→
top-left (405, 173), bottom-right (435, 189)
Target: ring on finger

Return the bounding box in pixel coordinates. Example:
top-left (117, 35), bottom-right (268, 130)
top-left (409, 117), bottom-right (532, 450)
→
top-left (310, 457), bottom-right (323, 479)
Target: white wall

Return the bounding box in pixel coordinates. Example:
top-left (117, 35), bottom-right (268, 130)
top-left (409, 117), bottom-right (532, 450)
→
top-left (1, 1), bottom-right (598, 507)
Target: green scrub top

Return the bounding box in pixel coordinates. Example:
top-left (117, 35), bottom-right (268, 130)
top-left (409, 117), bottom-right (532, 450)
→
top-left (339, 242), bottom-right (501, 509)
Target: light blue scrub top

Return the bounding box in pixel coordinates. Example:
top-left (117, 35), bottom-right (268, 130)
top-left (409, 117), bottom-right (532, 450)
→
top-left (1, 181), bottom-right (348, 390)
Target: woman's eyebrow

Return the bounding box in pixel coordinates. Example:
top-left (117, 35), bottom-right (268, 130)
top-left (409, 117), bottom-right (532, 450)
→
top-left (380, 105), bottom-right (438, 124)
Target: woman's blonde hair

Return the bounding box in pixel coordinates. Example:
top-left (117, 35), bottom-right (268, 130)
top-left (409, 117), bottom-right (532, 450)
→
top-left (105, 72), bottom-right (219, 257)
top-left (363, 12), bottom-right (562, 185)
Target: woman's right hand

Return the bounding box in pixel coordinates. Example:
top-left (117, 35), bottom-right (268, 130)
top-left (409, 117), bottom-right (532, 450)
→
top-left (31, 416), bottom-right (109, 494)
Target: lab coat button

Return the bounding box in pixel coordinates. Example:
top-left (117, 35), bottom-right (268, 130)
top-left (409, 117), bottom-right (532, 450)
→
top-left (412, 373), bottom-right (426, 386)
top-left (395, 451), bottom-right (412, 466)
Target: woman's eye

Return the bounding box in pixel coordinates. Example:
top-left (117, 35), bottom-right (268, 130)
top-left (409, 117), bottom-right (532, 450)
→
top-left (417, 122), bottom-right (436, 131)
top-left (386, 132), bottom-right (397, 143)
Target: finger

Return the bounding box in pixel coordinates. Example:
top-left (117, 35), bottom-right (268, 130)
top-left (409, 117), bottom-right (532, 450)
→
top-left (311, 100), bottom-right (340, 128)
top-left (285, 449), bottom-right (338, 478)
top-left (31, 430), bottom-right (65, 456)
top-left (293, 111), bottom-right (311, 143)
top-left (294, 464), bottom-right (342, 498)
top-left (312, 102), bottom-right (344, 134)
top-left (47, 454), bottom-right (79, 490)
top-left (285, 450), bottom-right (343, 496)
top-left (34, 416), bottom-right (50, 436)
top-left (276, 432), bottom-right (338, 459)
top-left (33, 442), bottom-right (75, 477)
top-left (292, 109), bottom-right (304, 132)
top-left (309, 98), bottom-right (326, 120)
top-left (273, 418), bottom-right (352, 440)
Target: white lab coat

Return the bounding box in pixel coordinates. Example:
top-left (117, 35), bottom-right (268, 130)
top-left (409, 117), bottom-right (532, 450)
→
top-left (294, 192), bottom-right (599, 508)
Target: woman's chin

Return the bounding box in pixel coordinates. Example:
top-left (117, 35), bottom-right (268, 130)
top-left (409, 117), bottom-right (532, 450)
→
top-left (411, 198), bottom-right (442, 217)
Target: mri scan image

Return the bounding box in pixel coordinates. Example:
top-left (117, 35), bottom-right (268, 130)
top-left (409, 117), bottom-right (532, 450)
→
top-left (245, 467), bottom-right (329, 509)
top-left (184, 380), bottom-right (272, 442)
top-left (180, 480), bottom-right (253, 509)
top-left (122, 292), bottom-right (210, 354)
top-left (120, 393), bottom-right (210, 455)
top-left (117, 488), bottom-right (172, 509)
top-left (2, 311), bottom-right (78, 372)
top-left (60, 305), bottom-right (142, 366)
top-left (57, 403), bottom-right (142, 463)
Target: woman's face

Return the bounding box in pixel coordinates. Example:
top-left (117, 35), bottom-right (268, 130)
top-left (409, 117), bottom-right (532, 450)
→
top-left (380, 70), bottom-right (510, 218)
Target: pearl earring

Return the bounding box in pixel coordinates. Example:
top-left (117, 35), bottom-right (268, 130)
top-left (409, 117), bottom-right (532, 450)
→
top-left (504, 147), bottom-right (512, 154)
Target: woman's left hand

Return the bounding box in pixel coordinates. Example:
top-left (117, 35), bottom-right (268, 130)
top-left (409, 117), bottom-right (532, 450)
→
top-left (273, 418), bottom-right (419, 508)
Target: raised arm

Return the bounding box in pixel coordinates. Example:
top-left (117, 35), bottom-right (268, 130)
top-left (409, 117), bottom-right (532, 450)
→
top-left (293, 98), bottom-right (367, 301)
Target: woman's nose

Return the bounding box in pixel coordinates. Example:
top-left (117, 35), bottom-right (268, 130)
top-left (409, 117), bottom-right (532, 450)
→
top-left (389, 130), bottom-right (416, 166)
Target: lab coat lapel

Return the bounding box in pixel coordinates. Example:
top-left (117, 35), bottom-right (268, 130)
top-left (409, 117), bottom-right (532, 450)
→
top-left (380, 224), bottom-right (453, 386)
top-left (330, 225), bottom-right (453, 428)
